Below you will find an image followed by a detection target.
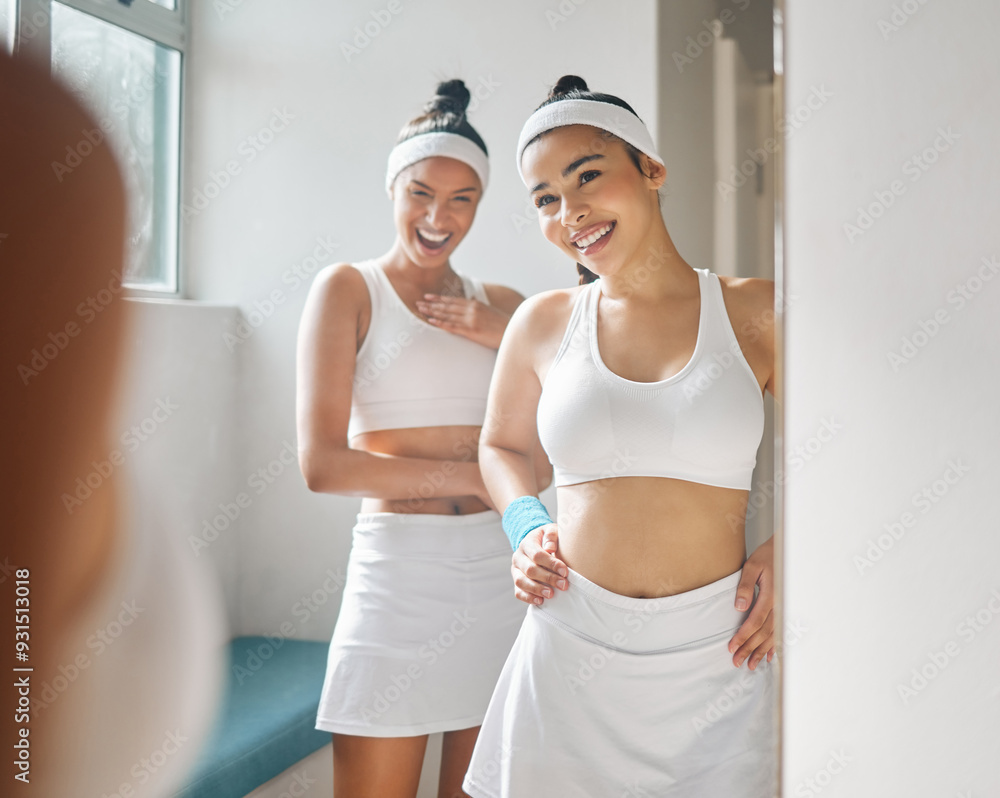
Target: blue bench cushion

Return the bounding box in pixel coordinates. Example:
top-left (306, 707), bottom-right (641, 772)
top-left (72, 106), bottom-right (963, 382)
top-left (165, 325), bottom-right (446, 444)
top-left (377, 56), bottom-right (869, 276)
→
top-left (174, 636), bottom-right (330, 798)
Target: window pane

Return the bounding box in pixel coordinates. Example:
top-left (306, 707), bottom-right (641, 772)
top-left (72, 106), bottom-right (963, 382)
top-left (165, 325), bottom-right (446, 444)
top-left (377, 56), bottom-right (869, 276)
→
top-left (51, 2), bottom-right (180, 292)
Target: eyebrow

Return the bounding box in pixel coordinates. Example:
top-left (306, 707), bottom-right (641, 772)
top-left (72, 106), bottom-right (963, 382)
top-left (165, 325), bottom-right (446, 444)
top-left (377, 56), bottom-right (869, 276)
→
top-left (530, 154), bottom-right (606, 193)
top-left (411, 180), bottom-right (478, 194)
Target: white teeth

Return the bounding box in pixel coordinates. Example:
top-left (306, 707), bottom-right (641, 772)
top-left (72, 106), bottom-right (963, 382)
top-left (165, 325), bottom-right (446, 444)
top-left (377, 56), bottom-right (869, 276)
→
top-left (574, 223), bottom-right (613, 249)
top-left (419, 230), bottom-right (450, 243)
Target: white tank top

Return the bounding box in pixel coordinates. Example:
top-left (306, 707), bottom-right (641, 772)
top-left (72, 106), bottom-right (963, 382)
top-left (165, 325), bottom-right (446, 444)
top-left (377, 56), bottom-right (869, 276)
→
top-left (348, 260), bottom-right (498, 439)
top-left (536, 269), bottom-right (765, 489)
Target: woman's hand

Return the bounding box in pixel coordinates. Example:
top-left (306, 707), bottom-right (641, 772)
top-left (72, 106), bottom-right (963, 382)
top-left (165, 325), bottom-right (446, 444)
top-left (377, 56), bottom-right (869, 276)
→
top-left (728, 537), bottom-right (775, 670)
top-left (511, 524), bottom-right (568, 606)
top-left (416, 294), bottom-right (513, 349)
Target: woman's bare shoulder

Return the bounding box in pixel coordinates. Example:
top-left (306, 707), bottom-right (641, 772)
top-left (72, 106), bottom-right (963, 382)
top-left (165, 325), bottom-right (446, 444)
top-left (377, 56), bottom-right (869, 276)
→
top-left (508, 284), bottom-right (588, 340)
top-left (716, 274), bottom-right (774, 309)
top-left (717, 275), bottom-right (775, 327)
top-left (305, 261), bottom-right (373, 307)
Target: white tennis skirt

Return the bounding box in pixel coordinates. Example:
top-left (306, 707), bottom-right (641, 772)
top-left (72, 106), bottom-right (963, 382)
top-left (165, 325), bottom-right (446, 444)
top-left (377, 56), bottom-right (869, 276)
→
top-left (315, 510), bottom-right (526, 737)
top-left (463, 566), bottom-right (777, 798)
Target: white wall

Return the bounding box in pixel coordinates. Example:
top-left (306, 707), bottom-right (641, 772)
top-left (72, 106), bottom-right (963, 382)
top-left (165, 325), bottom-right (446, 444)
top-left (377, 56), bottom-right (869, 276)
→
top-left (180, 0), bottom-right (656, 638)
top-left (783, 1), bottom-right (1000, 794)
top-left (656, 0), bottom-right (716, 269)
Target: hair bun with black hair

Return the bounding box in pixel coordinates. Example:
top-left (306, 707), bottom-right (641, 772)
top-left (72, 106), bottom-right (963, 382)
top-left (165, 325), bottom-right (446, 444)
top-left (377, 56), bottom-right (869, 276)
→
top-left (549, 74), bottom-right (589, 100)
top-left (427, 79), bottom-right (471, 115)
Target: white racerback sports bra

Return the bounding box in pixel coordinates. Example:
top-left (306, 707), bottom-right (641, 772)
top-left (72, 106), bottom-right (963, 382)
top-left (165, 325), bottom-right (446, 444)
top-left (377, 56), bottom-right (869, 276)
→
top-left (348, 260), bottom-right (498, 439)
top-left (536, 268), bottom-right (765, 490)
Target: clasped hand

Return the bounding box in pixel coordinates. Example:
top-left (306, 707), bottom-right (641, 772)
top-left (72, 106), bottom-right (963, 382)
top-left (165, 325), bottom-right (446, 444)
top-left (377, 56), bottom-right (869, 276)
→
top-left (415, 294), bottom-right (511, 349)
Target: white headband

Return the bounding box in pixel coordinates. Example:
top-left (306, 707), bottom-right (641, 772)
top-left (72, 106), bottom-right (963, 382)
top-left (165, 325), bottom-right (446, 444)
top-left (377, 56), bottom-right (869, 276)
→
top-left (385, 132), bottom-right (489, 196)
top-left (515, 98), bottom-right (663, 184)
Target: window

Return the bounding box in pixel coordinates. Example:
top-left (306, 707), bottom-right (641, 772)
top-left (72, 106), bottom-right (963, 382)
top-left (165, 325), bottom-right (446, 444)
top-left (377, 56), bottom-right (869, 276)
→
top-left (9, 0), bottom-right (186, 293)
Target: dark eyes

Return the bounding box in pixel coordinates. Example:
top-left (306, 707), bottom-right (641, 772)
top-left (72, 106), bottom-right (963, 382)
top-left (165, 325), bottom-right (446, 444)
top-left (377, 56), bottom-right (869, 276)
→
top-left (410, 190), bottom-right (471, 202)
top-left (534, 170), bottom-right (601, 208)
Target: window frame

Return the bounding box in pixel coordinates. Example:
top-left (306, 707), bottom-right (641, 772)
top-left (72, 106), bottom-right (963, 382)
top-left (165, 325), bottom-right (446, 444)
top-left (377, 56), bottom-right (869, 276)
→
top-left (11, 0), bottom-right (188, 297)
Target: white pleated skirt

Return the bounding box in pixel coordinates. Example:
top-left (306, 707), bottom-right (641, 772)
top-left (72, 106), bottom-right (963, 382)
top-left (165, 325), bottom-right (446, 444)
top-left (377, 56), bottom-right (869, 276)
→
top-left (315, 510), bottom-right (527, 737)
top-left (463, 566), bottom-right (777, 798)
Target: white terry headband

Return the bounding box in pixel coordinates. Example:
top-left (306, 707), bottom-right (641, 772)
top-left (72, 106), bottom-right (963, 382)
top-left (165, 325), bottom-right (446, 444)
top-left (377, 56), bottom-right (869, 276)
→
top-left (385, 131), bottom-right (489, 196)
top-left (515, 98), bottom-right (663, 185)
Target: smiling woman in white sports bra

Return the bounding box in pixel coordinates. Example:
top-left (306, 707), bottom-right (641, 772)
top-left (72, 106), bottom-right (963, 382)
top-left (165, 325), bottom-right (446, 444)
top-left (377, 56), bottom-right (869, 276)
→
top-left (462, 76), bottom-right (779, 798)
top-left (296, 80), bottom-right (550, 798)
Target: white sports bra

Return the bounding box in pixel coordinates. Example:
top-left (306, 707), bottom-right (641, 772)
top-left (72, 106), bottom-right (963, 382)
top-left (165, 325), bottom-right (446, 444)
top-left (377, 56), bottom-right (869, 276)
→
top-left (348, 260), bottom-right (497, 438)
top-left (536, 269), bottom-right (765, 489)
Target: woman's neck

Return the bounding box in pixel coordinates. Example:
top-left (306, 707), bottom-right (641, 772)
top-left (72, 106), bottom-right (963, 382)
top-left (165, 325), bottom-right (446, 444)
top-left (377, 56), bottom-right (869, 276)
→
top-left (598, 221), bottom-right (694, 302)
top-left (382, 239), bottom-right (462, 295)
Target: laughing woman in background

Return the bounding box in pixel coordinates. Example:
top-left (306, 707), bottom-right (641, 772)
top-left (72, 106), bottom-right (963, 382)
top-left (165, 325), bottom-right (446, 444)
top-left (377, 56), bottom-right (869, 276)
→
top-left (464, 76), bottom-right (778, 797)
top-left (296, 80), bottom-right (549, 798)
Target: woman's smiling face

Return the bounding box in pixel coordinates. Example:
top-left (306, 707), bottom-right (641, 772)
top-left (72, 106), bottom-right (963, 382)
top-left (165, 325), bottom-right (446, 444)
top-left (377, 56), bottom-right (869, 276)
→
top-left (391, 155), bottom-right (482, 266)
top-left (521, 124), bottom-right (663, 277)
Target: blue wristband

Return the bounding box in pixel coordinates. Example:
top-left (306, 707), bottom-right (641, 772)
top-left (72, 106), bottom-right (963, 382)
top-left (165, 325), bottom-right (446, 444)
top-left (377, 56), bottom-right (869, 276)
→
top-left (501, 496), bottom-right (553, 551)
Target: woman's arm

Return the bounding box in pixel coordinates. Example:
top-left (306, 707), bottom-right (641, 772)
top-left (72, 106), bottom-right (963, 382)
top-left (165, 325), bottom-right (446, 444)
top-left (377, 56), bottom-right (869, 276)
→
top-left (479, 291), bottom-right (572, 604)
top-left (720, 276), bottom-right (779, 669)
top-left (296, 264), bottom-right (490, 504)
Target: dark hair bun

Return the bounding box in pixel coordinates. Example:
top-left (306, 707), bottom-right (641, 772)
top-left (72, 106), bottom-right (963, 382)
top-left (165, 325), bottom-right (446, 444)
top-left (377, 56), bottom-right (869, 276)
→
top-left (427, 79), bottom-right (471, 115)
top-left (549, 75), bottom-right (589, 100)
